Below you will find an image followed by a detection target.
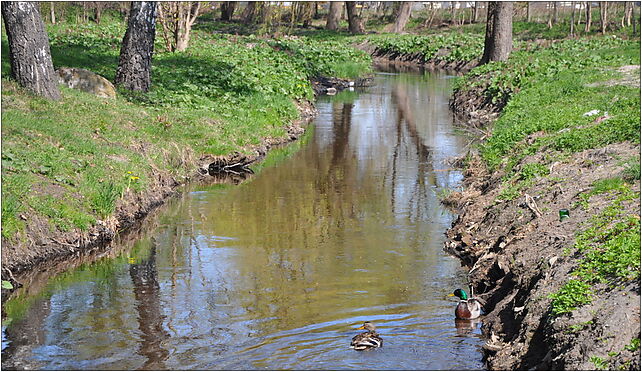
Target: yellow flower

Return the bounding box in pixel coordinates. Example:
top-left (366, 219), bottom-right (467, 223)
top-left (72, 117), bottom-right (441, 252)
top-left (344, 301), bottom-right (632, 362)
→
top-left (127, 171), bottom-right (132, 174)
top-left (130, 176), bottom-right (139, 181)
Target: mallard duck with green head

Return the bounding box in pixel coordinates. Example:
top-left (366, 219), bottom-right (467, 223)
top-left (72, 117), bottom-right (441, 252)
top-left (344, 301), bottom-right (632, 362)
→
top-left (350, 321), bottom-right (383, 350)
top-left (449, 288), bottom-right (484, 320)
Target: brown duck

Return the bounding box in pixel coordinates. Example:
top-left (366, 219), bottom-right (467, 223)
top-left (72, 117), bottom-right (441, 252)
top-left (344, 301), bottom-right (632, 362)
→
top-left (350, 321), bottom-right (383, 350)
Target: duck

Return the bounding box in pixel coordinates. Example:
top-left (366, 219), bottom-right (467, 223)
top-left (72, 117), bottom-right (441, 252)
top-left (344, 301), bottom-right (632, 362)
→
top-left (449, 288), bottom-right (484, 320)
top-left (350, 321), bottom-right (383, 350)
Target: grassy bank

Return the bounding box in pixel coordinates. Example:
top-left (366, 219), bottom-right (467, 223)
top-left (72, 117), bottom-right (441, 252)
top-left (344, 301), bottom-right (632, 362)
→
top-left (1, 18), bottom-right (371, 246)
top-left (446, 31), bottom-right (640, 370)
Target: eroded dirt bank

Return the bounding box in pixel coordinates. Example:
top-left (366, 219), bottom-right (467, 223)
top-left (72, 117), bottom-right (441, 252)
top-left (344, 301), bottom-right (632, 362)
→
top-left (444, 79), bottom-right (641, 369)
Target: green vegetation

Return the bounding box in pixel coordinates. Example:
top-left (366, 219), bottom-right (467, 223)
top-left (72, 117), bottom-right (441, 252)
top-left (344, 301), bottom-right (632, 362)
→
top-left (366, 33), bottom-right (484, 63)
top-left (624, 338), bottom-right (641, 352)
top-left (590, 355), bottom-right (609, 370)
top-left (1, 18), bottom-right (371, 241)
top-left (550, 180), bottom-right (640, 316)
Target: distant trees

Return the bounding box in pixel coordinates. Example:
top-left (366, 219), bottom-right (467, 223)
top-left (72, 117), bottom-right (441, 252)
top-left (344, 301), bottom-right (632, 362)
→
top-left (345, 2), bottom-right (365, 34)
top-left (393, 2), bottom-right (412, 33)
top-left (479, 1), bottom-right (513, 65)
top-left (157, 2), bottom-right (201, 52)
top-left (1, 1), bottom-right (61, 100)
top-left (114, 1), bottom-right (157, 92)
top-left (326, 1), bottom-right (343, 30)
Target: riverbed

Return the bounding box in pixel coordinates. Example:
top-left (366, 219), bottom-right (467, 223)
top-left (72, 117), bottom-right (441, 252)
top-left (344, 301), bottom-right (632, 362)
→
top-left (2, 67), bottom-right (484, 370)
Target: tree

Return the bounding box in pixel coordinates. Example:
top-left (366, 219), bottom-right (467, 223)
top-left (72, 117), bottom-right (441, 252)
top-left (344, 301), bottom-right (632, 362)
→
top-left (570, 1), bottom-right (576, 36)
top-left (473, 1), bottom-right (480, 23)
top-left (585, 1), bottom-right (592, 32)
top-left (326, 1), bottom-right (343, 30)
top-left (1, 1), bottom-right (61, 100)
top-left (526, 1), bottom-right (531, 22)
top-left (114, 2), bottom-right (157, 92)
top-left (345, 1), bottom-right (365, 34)
top-left (393, 1), bottom-right (412, 32)
top-left (479, 1), bottom-right (513, 65)
top-left (242, 1), bottom-right (257, 24)
top-left (220, 1), bottom-right (236, 21)
top-left (599, 1), bottom-right (608, 34)
top-left (157, 2), bottom-right (201, 52)
top-left (49, 1), bottom-right (55, 24)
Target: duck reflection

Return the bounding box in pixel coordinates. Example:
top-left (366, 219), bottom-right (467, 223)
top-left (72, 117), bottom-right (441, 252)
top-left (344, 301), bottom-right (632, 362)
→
top-left (454, 318), bottom-right (482, 336)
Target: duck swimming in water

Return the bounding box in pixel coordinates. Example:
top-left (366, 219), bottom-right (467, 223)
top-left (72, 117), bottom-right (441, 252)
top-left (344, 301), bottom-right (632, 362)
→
top-left (449, 288), bottom-right (484, 320)
top-left (350, 321), bottom-right (383, 350)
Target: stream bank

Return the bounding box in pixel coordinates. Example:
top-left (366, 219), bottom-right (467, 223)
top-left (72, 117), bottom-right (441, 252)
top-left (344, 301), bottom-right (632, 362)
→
top-left (1, 99), bottom-right (316, 298)
top-left (444, 68), bottom-right (641, 370)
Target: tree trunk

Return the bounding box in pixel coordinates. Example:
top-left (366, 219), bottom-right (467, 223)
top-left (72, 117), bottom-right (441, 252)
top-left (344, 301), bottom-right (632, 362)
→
top-left (1, 1), bottom-right (61, 100)
top-left (326, 1), bottom-right (342, 30)
top-left (220, 1), bottom-right (236, 21)
top-left (94, 2), bottom-right (102, 24)
top-left (114, 1), bottom-right (156, 92)
top-left (585, 1), bottom-right (592, 32)
top-left (473, 1), bottom-right (479, 23)
top-left (345, 1), bottom-right (364, 34)
top-left (296, 2), bottom-right (314, 28)
top-left (625, 1), bottom-right (632, 26)
top-left (50, 1), bottom-right (55, 24)
top-left (258, 2), bottom-right (271, 24)
top-left (393, 1), bottom-right (412, 32)
top-left (479, 1), bottom-right (513, 65)
top-left (242, 1), bottom-right (256, 24)
top-left (553, 1), bottom-right (558, 24)
top-left (526, 1), bottom-right (531, 22)
top-left (570, 2), bottom-right (575, 36)
top-left (599, 1), bottom-right (607, 34)
top-left (451, 1), bottom-right (458, 24)
top-left (157, 2), bottom-right (200, 52)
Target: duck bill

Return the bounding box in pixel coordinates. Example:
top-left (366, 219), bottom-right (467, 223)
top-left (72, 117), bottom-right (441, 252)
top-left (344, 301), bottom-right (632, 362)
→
top-left (356, 326), bottom-right (366, 330)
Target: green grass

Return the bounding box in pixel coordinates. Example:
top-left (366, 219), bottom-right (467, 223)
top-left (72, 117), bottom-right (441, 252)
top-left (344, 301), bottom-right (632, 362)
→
top-left (1, 18), bottom-right (372, 242)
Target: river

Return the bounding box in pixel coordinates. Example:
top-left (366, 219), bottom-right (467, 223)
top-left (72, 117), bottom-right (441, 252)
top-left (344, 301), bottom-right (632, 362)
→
top-left (2, 66), bottom-right (484, 370)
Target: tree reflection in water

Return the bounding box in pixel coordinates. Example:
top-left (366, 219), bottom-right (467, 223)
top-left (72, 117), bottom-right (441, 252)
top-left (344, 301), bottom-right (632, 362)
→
top-left (129, 242), bottom-right (169, 369)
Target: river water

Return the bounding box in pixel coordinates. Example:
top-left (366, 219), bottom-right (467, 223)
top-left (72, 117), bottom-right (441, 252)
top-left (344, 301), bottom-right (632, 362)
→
top-left (2, 67), bottom-right (484, 370)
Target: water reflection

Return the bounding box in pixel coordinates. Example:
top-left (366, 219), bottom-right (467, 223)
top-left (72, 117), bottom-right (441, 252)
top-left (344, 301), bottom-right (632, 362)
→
top-left (129, 242), bottom-right (169, 369)
top-left (3, 70), bottom-right (483, 370)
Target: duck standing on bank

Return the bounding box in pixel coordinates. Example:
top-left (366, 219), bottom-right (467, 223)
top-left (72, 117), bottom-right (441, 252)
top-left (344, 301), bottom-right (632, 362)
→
top-left (350, 321), bottom-right (383, 350)
top-left (449, 288), bottom-right (484, 320)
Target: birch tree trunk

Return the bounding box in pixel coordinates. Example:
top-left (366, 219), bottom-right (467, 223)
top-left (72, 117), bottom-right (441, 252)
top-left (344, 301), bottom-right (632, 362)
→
top-left (50, 1), bottom-right (55, 24)
top-left (585, 1), bottom-right (592, 32)
top-left (1, 1), bottom-right (61, 100)
top-left (114, 1), bottom-right (157, 92)
top-left (599, 1), bottom-right (607, 34)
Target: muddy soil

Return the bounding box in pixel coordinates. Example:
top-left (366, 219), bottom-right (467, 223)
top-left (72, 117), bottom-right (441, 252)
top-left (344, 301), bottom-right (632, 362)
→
top-left (0, 101), bottom-right (317, 296)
